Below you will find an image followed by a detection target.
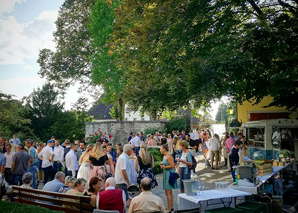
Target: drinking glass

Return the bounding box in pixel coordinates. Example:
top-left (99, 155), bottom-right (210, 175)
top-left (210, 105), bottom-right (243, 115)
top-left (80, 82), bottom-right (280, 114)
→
top-left (201, 182), bottom-right (205, 192)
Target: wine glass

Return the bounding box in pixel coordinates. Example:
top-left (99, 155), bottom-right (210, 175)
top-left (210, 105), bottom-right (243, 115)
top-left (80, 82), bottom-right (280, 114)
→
top-left (201, 182), bottom-right (205, 192)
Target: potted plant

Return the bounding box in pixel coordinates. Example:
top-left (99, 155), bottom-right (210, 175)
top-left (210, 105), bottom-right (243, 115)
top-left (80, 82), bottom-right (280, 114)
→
top-left (279, 149), bottom-right (291, 162)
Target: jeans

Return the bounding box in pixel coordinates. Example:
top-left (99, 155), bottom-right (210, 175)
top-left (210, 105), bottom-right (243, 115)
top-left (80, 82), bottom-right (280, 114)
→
top-left (116, 183), bottom-right (128, 200)
top-left (134, 146), bottom-right (140, 156)
top-left (43, 166), bottom-right (55, 184)
top-left (28, 165), bottom-right (37, 189)
top-left (11, 174), bottom-right (23, 186)
top-left (53, 161), bottom-right (62, 173)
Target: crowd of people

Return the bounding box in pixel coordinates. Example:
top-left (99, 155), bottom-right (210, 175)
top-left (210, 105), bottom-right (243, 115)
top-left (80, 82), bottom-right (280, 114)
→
top-left (0, 129), bottom-right (248, 213)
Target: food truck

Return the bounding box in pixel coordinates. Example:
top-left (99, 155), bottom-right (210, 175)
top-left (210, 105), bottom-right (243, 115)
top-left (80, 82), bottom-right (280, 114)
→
top-left (242, 119), bottom-right (298, 161)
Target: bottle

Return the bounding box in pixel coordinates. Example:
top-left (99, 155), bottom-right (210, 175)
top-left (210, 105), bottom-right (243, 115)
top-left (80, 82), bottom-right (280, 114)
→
top-left (235, 168), bottom-right (238, 185)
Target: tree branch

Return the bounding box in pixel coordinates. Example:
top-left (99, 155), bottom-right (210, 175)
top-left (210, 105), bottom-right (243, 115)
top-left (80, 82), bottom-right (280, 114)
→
top-left (278, 0), bottom-right (297, 14)
top-left (248, 0), bottom-right (264, 17)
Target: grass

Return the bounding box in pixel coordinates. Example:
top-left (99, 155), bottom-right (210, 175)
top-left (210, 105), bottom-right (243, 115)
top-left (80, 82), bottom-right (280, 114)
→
top-left (0, 201), bottom-right (62, 213)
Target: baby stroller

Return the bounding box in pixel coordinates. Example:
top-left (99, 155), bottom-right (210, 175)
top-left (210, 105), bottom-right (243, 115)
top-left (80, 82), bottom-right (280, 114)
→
top-left (127, 184), bottom-right (140, 199)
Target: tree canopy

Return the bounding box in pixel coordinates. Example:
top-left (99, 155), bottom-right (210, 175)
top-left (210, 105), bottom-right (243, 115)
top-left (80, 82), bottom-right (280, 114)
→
top-left (38, 0), bottom-right (298, 119)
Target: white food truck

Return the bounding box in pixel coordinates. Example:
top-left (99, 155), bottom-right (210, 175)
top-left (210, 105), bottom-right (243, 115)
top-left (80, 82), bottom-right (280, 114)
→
top-left (242, 119), bottom-right (298, 161)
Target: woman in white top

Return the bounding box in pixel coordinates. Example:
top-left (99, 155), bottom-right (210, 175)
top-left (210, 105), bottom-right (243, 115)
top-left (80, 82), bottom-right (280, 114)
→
top-left (77, 144), bottom-right (94, 190)
top-left (177, 141), bottom-right (193, 193)
top-left (167, 134), bottom-right (173, 154)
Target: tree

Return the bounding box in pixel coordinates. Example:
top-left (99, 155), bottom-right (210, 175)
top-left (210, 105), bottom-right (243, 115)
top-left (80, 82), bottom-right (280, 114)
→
top-left (109, 0), bottom-right (298, 112)
top-left (0, 92), bottom-right (34, 140)
top-left (88, 0), bottom-right (127, 121)
top-left (50, 110), bottom-right (93, 141)
top-left (26, 83), bottom-right (64, 141)
top-left (215, 103), bottom-right (229, 123)
top-left (37, 0), bottom-right (97, 93)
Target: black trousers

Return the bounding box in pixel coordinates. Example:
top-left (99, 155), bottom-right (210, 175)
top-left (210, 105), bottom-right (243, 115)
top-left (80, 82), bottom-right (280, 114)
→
top-left (43, 166), bottom-right (55, 184)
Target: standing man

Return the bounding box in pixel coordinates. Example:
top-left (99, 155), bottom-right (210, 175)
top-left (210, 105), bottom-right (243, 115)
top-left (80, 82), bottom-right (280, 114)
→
top-left (63, 139), bottom-right (71, 175)
top-left (53, 139), bottom-right (64, 173)
top-left (186, 134), bottom-right (197, 156)
top-left (115, 144), bottom-right (132, 202)
top-left (128, 132), bottom-right (134, 142)
top-left (10, 134), bottom-right (20, 146)
top-left (65, 144), bottom-right (78, 178)
top-left (76, 141), bottom-right (86, 161)
top-left (25, 139), bottom-right (39, 189)
top-left (38, 140), bottom-right (55, 184)
top-left (11, 144), bottom-right (30, 186)
top-left (195, 129), bottom-right (202, 152)
top-left (0, 137), bottom-right (6, 153)
top-left (154, 132), bottom-right (161, 145)
top-left (130, 133), bottom-right (141, 156)
top-left (209, 134), bottom-right (221, 170)
top-left (4, 144), bottom-right (15, 184)
top-left (107, 143), bottom-right (117, 163)
top-left (139, 132), bottom-right (145, 142)
top-left (0, 147), bottom-right (6, 177)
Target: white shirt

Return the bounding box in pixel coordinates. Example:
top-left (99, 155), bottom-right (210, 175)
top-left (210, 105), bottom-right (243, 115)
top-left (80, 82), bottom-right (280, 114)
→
top-left (65, 150), bottom-right (78, 177)
top-left (4, 151), bottom-right (15, 168)
top-left (209, 137), bottom-right (220, 151)
top-left (190, 132), bottom-right (195, 140)
top-left (195, 131), bottom-right (200, 140)
top-left (96, 186), bottom-right (126, 210)
top-left (38, 145), bottom-right (54, 168)
top-left (53, 145), bottom-right (64, 162)
top-left (115, 153), bottom-right (131, 185)
top-left (130, 136), bottom-right (141, 147)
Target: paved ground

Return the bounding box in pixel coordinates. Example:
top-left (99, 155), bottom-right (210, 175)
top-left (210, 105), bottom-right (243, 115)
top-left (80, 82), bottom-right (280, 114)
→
top-left (152, 152), bottom-right (233, 210)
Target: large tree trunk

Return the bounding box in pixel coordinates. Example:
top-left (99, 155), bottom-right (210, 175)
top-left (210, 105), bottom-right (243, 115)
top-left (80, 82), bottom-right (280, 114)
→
top-left (150, 110), bottom-right (157, 121)
top-left (117, 97), bottom-right (125, 121)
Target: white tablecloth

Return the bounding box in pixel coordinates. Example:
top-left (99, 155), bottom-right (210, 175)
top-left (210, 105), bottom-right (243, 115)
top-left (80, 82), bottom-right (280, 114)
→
top-left (178, 189), bottom-right (251, 212)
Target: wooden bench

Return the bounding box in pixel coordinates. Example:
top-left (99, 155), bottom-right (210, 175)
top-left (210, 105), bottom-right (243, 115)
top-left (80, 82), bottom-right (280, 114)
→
top-left (12, 186), bottom-right (93, 213)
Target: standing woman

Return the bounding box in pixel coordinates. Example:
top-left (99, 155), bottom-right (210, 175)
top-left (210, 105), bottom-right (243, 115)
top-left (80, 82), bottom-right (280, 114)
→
top-left (177, 141), bottom-right (193, 193)
top-left (160, 144), bottom-right (177, 213)
top-left (89, 142), bottom-right (112, 191)
top-left (37, 142), bottom-right (45, 184)
top-left (167, 134), bottom-right (173, 154)
top-left (77, 144), bottom-right (94, 190)
top-left (135, 142), bottom-right (158, 188)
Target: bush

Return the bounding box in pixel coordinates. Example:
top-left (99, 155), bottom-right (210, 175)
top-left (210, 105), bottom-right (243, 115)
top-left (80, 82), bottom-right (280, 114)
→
top-left (143, 127), bottom-right (163, 136)
top-left (165, 116), bottom-right (187, 133)
top-left (148, 146), bottom-right (163, 174)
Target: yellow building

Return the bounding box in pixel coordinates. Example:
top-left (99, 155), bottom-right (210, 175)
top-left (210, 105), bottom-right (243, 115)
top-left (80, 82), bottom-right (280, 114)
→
top-left (237, 96), bottom-right (298, 123)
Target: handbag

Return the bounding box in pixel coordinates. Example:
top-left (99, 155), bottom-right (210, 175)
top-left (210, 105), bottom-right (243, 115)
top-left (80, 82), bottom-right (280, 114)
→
top-left (169, 172), bottom-right (179, 186)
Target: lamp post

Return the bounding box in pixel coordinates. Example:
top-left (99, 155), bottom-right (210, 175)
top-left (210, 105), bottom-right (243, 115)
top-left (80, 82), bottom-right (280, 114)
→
top-left (225, 106), bottom-right (234, 132)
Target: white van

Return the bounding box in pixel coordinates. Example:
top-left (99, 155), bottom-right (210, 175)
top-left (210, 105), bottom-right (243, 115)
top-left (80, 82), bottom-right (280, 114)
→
top-left (242, 119), bottom-right (298, 161)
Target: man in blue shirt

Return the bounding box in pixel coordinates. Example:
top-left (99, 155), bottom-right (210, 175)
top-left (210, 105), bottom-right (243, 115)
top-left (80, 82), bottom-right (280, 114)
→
top-left (25, 139), bottom-right (39, 189)
top-left (10, 134), bottom-right (21, 146)
top-left (43, 171), bottom-right (65, 192)
top-left (0, 147), bottom-right (6, 175)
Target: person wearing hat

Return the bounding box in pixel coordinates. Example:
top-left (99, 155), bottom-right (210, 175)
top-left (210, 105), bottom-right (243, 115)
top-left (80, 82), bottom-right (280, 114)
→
top-left (11, 144), bottom-right (30, 186)
top-left (38, 140), bottom-right (55, 184)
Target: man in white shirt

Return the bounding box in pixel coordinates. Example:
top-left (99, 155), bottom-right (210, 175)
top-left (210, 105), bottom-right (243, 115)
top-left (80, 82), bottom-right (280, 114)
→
top-left (195, 129), bottom-right (202, 152)
top-left (129, 133), bottom-right (141, 156)
top-left (4, 143), bottom-right (15, 184)
top-left (38, 140), bottom-right (55, 184)
top-left (209, 134), bottom-right (221, 170)
top-left (53, 139), bottom-right (64, 173)
top-left (115, 144), bottom-right (132, 202)
top-left (65, 144), bottom-right (78, 178)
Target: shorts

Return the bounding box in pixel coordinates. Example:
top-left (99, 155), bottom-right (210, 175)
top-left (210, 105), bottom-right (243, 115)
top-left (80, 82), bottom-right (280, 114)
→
top-left (211, 150), bottom-right (219, 161)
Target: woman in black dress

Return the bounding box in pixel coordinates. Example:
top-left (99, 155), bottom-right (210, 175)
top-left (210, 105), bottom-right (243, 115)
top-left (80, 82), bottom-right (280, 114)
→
top-left (135, 142), bottom-right (158, 188)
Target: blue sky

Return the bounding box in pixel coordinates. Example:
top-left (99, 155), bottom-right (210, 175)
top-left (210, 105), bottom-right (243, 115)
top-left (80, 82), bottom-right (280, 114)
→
top-left (0, 0), bottom-right (82, 109)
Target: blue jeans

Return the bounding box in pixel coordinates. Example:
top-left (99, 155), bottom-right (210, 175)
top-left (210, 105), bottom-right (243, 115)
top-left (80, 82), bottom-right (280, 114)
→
top-left (53, 161), bottom-right (62, 173)
top-left (11, 174), bottom-right (23, 186)
top-left (134, 146), bottom-right (140, 156)
top-left (28, 166), bottom-right (37, 189)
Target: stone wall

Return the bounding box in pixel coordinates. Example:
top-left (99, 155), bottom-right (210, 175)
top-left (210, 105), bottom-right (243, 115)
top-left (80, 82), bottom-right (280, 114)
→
top-left (85, 121), bottom-right (167, 145)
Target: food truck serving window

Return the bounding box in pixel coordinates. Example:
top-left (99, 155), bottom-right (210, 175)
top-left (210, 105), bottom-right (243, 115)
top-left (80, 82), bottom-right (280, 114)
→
top-left (272, 127), bottom-right (298, 150)
top-left (246, 127), bottom-right (265, 141)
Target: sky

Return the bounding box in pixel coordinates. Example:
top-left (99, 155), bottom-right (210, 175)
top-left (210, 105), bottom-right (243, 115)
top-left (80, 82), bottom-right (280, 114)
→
top-left (0, 0), bottom-right (223, 119)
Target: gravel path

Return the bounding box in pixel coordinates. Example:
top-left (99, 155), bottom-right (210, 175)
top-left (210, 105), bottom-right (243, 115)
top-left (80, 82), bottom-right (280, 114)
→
top-left (152, 152), bottom-right (233, 210)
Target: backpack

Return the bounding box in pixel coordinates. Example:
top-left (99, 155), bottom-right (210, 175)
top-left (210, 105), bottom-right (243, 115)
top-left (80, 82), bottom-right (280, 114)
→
top-left (187, 154), bottom-right (197, 172)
